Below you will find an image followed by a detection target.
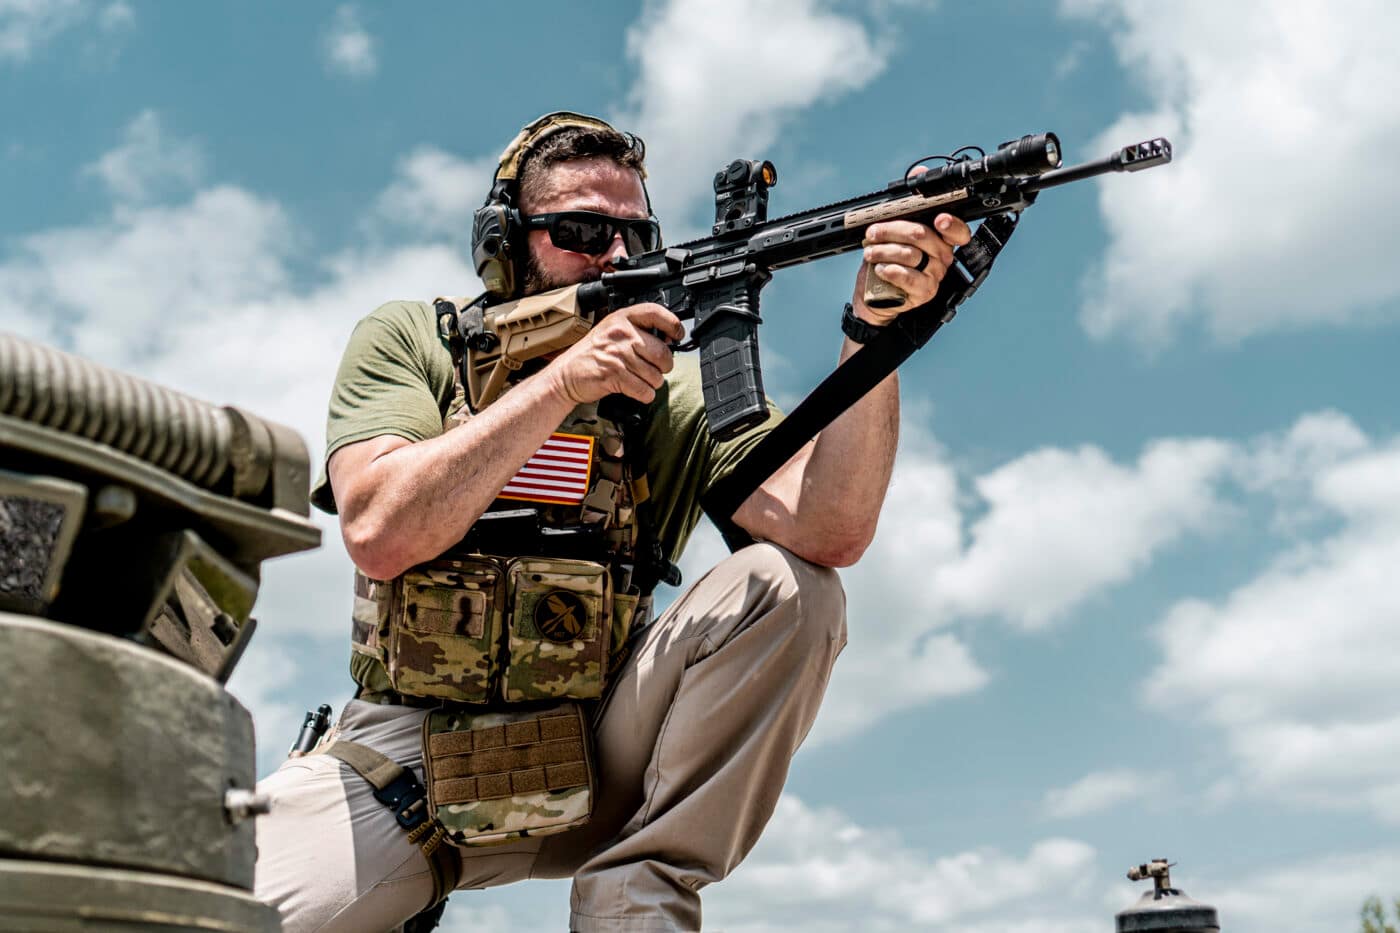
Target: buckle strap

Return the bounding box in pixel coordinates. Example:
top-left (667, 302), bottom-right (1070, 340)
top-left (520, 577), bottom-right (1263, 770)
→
top-left (373, 769), bottom-right (431, 831)
top-left (408, 818), bottom-right (462, 903)
top-left (323, 739), bottom-right (460, 906)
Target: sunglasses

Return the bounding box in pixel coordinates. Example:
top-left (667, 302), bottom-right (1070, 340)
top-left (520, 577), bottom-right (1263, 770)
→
top-left (523, 211), bottom-right (662, 256)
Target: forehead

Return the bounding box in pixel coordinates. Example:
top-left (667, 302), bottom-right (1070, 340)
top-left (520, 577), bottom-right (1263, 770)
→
top-left (524, 157), bottom-right (648, 217)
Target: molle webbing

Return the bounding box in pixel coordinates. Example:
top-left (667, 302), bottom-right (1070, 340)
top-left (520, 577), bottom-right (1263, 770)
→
top-left (0, 333), bottom-right (307, 511)
top-left (426, 713), bottom-right (587, 804)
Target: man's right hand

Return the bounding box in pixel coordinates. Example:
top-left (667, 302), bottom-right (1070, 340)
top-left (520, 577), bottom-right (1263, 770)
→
top-left (547, 302), bottom-right (685, 405)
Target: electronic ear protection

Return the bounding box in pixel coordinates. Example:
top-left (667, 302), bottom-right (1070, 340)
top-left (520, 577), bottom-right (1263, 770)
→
top-left (471, 111), bottom-right (655, 299)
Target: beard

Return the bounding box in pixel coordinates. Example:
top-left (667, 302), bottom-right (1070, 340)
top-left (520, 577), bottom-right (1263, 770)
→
top-left (520, 249), bottom-right (601, 297)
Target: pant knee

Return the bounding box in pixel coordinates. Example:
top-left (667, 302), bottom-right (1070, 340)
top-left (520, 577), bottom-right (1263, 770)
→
top-left (734, 542), bottom-right (847, 648)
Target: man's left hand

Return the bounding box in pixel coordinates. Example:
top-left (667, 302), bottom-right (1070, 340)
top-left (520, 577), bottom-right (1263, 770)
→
top-left (853, 212), bottom-right (972, 326)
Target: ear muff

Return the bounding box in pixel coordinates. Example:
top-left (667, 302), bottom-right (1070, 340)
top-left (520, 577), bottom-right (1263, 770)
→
top-left (472, 198), bottom-right (517, 299)
top-left (471, 111), bottom-right (653, 299)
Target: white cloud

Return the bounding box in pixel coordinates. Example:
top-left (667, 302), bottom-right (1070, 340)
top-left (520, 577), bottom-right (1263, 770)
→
top-left (0, 185), bottom-right (297, 363)
top-left (0, 0), bottom-right (84, 63)
top-left (226, 633), bottom-right (303, 758)
top-left (436, 904), bottom-right (514, 933)
top-left (82, 110), bottom-right (206, 203)
top-left (1145, 426), bottom-right (1400, 822)
top-left (706, 794), bottom-right (1099, 931)
top-left (1062, 0), bottom-right (1400, 346)
top-left (97, 1), bottom-right (132, 32)
top-left (744, 422), bottom-right (1239, 746)
top-left (1041, 768), bottom-right (1167, 820)
top-left (616, 0), bottom-right (888, 229)
top-left (1212, 849), bottom-right (1400, 933)
top-left (933, 438), bottom-right (1234, 629)
top-left (0, 0), bottom-right (131, 64)
top-left (1233, 410), bottom-right (1369, 497)
top-left (371, 146), bottom-right (496, 243)
top-left (321, 4), bottom-right (376, 79)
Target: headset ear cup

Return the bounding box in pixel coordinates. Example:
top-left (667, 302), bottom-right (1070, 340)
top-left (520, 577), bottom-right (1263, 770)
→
top-left (472, 204), bottom-right (517, 298)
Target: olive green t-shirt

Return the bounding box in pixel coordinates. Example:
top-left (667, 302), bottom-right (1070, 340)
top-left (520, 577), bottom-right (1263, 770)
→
top-left (312, 300), bottom-right (780, 565)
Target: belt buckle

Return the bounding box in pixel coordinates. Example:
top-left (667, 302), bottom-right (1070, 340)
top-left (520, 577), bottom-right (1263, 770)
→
top-left (373, 770), bottom-right (430, 830)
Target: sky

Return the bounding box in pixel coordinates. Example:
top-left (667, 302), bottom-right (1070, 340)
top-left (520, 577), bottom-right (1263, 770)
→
top-left (3, 0), bottom-right (1399, 930)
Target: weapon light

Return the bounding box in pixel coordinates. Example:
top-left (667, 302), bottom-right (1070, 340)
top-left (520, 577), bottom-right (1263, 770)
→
top-left (986, 133), bottom-right (1062, 176)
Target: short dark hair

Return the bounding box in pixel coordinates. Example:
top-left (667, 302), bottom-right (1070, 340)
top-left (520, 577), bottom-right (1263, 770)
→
top-left (517, 125), bottom-right (646, 211)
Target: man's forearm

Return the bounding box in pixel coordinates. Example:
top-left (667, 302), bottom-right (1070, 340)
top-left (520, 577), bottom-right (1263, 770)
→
top-left (336, 369), bottom-right (576, 579)
top-left (733, 334), bottom-right (899, 567)
top-left (796, 336), bottom-right (900, 555)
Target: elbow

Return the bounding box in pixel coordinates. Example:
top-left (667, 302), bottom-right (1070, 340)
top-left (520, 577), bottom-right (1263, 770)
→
top-left (798, 526), bottom-right (875, 569)
top-left (341, 513), bottom-right (411, 581)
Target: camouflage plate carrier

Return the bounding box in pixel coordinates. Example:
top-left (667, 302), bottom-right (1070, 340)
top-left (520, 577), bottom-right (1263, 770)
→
top-left (332, 297), bottom-right (653, 864)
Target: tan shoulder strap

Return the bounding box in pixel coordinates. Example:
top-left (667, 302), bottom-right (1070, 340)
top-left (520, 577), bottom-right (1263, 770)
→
top-left (323, 739), bottom-right (462, 906)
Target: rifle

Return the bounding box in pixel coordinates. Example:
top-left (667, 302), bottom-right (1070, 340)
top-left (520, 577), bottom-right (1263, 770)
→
top-left (459, 131), bottom-right (1170, 441)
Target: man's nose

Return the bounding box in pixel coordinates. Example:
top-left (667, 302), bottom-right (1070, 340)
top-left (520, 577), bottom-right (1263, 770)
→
top-left (597, 232), bottom-right (629, 270)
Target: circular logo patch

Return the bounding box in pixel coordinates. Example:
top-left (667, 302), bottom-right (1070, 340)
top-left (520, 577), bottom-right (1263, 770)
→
top-left (535, 590), bottom-right (586, 643)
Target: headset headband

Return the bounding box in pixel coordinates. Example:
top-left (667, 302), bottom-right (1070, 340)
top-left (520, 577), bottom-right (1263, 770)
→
top-left (491, 111), bottom-right (647, 195)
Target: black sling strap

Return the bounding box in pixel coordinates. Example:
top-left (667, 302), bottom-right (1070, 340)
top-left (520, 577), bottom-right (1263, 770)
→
top-left (701, 213), bottom-right (1021, 551)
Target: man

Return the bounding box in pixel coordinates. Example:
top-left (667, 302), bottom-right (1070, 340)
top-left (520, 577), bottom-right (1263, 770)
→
top-left (254, 112), bottom-right (970, 932)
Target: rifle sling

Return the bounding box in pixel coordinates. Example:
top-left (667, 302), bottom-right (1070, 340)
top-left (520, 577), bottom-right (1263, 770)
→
top-left (702, 213), bottom-right (1020, 552)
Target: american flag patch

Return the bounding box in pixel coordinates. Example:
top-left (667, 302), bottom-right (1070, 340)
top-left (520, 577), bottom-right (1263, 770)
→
top-left (498, 432), bottom-right (595, 505)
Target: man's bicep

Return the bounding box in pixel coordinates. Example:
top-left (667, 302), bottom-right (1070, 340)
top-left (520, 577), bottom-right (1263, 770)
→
top-left (312, 308), bottom-right (449, 514)
top-left (324, 311), bottom-right (448, 458)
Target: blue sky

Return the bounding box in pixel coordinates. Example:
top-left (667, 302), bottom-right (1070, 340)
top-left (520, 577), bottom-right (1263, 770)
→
top-left (4, 1), bottom-right (1399, 930)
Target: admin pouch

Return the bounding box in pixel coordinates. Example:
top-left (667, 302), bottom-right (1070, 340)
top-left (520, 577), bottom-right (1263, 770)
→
top-left (504, 557), bottom-right (610, 702)
top-left (363, 555), bottom-right (616, 704)
top-left (386, 556), bottom-right (504, 703)
top-left (422, 701), bottom-right (595, 845)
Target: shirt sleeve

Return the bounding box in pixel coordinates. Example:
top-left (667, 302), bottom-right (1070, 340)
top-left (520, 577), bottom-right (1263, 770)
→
top-left (310, 302), bottom-right (454, 514)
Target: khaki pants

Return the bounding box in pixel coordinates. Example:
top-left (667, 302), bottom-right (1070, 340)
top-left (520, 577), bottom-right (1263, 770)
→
top-left (254, 543), bottom-right (846, 933)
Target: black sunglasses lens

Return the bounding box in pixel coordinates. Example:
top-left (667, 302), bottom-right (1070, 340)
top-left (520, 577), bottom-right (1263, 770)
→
top-left (622, 221), bottom-right (659, 254)
top-left (552, 216), bottom-right (611, 253)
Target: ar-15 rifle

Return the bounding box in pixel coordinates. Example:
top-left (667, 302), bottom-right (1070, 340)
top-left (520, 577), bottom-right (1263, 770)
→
top-left (459, 131), bottom-right (1171, 445)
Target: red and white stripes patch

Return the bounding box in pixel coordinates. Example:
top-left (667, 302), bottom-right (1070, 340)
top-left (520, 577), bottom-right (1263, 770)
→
top-left (498, 432), bottom-right (595, 506)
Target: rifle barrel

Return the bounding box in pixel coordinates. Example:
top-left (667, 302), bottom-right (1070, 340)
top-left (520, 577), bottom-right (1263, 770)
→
top-left (1023, 137), bottom-right (1172, 194)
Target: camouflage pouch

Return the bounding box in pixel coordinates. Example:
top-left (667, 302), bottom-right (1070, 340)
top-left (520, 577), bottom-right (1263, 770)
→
top-left (387, 557), bottom-right (504, 703)
top-left (502, 557), bottom-right (611, 702)
top-left (422, 702), bottom-right (594, 846)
